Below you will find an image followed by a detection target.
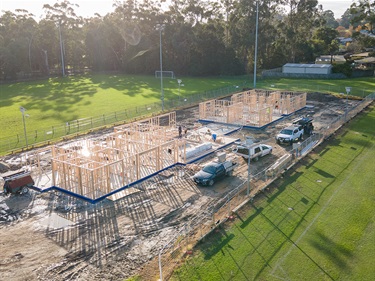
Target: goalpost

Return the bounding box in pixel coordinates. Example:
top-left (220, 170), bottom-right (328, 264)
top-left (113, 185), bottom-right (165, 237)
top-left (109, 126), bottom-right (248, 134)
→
top-left (155, 71), bottom-right (175, 79)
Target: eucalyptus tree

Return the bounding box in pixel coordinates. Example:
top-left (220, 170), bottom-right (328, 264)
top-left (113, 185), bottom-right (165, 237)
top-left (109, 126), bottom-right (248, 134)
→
top-left (228, 0), bottom-right (281, 71)
top-left (108, 0), bottom-right (167, 73)
top-left (350, 0), bottom-right (375, 49)
top-left (84, 15), bottom-right (123, 71)
top-left (276, 0), bottom-right (322, 63)
top-left (350, 0), bottom-right (375, 34)
top-left (168, 0), bottom-right (243, 75)
top-left (0, 10), bottom-right (39, 79)
top-left (163, 0), bottom-right (195, 75)
top-left (42, 0), bottom-right (84, 74)
top-left (311, 27), bottom-right (339, 61)
top-left (37, 19), bottom-right (63, 75)
top-left (339, 9), bottom-right (354, 29)
top-left (321, 10), bottom-right (339, 29)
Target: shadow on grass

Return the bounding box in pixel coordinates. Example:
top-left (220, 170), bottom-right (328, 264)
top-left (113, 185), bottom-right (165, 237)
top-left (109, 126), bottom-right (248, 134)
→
top-left (308, 230), bottom-right (353, 269)
top-left (314, 168), bottom-right (334, 178)
top-left (253, 209), bottom-right (335, 281)
top-left (240, 206), bottom-right (264, 229)
top-left (200, 228), bottom-right (235, 260)
top-left (265, 171), bottom-right (304, 205)
top-left (347, 137), bottom-right (374, 149)
top-left (301, 197), bottom-right (309, 205)
top-left (305, 158), bottom-right (319, 169)
top-left (319, 147), bottom-right (331, 157)
top-left (241, 169), bottom-right (336, 280)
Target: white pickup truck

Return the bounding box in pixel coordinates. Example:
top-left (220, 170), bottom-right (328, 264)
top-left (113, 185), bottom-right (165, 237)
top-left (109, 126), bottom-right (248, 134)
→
top-left (275, 125), bottom-right (304, 145)
top-left (232, 143), bottom-right (273, 161)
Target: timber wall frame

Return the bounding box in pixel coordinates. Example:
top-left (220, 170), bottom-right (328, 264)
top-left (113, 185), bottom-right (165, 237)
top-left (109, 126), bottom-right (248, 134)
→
top-left (46, 112), bottom-right (187, 200)
top-left (199, 90), bottom-right (307, 127)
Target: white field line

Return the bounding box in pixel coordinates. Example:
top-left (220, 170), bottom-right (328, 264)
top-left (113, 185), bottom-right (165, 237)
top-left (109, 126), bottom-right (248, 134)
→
top-left (270, 140), bottom-right (374, 278)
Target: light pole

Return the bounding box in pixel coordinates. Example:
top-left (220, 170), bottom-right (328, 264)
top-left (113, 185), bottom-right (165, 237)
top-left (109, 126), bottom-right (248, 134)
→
top-left (247, 150), bottom-right (251, 196)
top-left (58, 21), bottom-right (65, 77)
top-left (177, 79), bottom-right (182, 96)
top-left (253, 1), bottom-right (259, 89)
top-left (156, 23), bottom-right (165, 111)
top-left (345, 86), bottom-right (351, 120)
top-left (177, 79), bottom-right (184, 101)
top-left (20, 106), bottom-right (29, 149)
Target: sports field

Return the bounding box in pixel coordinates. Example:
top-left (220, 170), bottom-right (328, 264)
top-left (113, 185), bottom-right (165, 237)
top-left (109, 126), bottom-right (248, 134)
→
top-left (0, 75), bottom-right (373, 141)
top-left (0, 75), bottom-right (248, 139)
top-left (171, 105), bottom-right (375, 280)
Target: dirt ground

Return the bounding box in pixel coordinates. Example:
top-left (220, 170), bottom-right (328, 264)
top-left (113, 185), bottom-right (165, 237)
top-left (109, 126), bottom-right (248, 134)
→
top-left (0, 92), bottom-right (360, 281)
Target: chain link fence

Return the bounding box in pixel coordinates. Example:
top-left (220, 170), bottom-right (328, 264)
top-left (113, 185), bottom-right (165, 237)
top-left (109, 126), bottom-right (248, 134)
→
top-left (154, 93), bottom-right (374, 281)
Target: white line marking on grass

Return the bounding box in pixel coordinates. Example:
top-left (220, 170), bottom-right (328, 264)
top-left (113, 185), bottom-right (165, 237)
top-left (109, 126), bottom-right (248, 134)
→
top-left (271, 140), bottom-right (374, 279)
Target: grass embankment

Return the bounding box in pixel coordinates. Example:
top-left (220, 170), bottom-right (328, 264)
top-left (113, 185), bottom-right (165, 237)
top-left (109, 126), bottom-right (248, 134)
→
top-left (171, 105), bottom-right (375, 280)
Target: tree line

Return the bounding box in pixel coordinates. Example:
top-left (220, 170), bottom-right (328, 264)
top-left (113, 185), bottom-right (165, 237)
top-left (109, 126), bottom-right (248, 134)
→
top-left (0, 0), bottom-right (374, 80)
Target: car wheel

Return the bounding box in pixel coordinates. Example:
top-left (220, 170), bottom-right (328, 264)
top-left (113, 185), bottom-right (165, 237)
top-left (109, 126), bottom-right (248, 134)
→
top-left (208, 180), bottom-right (214, 186)
top-left (254, 156), bottom-right (259, 161)
top-left (21, 186), bottom-right (29, 194)
top-left (299, 135), bottom-right (302, 141)
top-left (227, 171), bottom-right (233, 176)
top-left (277, 139), bottom-right (281, 145)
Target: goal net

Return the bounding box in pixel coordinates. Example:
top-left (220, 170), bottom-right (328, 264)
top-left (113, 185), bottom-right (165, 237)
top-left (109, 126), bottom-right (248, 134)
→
top-left (155, 71), bottom-right (175, 79)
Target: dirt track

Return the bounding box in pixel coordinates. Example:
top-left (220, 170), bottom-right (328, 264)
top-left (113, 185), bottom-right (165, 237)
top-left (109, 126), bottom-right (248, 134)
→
top-left (0, 92), bottom-right (360, 280)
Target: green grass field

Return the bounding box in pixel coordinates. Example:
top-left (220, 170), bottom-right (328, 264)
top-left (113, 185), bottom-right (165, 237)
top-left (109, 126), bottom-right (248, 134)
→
top-left (256, 77), bottom-right (374, 97)
top-left (171, 105), bottom-right (375, 280)
top-left (0, 75), bottom-right (247, 140)
top-left (0, 75), bottom-right (373, 141)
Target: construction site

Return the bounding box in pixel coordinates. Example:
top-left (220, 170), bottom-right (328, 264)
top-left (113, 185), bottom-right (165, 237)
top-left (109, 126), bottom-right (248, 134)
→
top-left (0, 89), bottom-right (371, 280)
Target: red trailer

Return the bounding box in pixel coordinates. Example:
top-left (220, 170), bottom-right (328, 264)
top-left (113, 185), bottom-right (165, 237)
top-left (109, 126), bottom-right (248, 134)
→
top-left (2, 171), bottom-right (34, 195)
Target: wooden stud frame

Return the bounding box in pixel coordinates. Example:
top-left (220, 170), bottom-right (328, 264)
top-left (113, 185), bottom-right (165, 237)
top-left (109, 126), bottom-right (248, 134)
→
top-left (199, 90), bottom-right (306, 126)
top-left (47, 112), bottom-right (186, 200)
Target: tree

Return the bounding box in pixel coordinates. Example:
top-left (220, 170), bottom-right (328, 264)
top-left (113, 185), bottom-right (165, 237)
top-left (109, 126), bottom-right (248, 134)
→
top-left (311, 27), bottom-right (339, 62)
top-left (42, 0), bottom-right (84, 75)
top-left (321, 10), bottom-right (339, 29)
top-left (350, 0), bottom-right (375, 34)
top-left (273, 0), bottom-right (322, 63)
top-left (0, 10), bottom-right (39, 79)
top-left (339, 8), bottom-right (353, 28)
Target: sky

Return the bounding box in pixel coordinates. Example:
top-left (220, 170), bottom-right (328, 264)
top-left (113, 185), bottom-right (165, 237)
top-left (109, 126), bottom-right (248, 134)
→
top-left (0, 0), bottom-right (355, 20)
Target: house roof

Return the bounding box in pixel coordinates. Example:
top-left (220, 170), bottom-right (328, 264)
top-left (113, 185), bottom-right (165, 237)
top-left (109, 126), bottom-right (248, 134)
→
top-left (352, 52), bottom-right (369, 57)
top-left (316, 55), bottom-right (346, 62)
top-left (284, 63), bottom-right (332, 68)
top-left (355, 57), bottom-right (375, 63)
top-left (340, 38), bottom-right (352, 43)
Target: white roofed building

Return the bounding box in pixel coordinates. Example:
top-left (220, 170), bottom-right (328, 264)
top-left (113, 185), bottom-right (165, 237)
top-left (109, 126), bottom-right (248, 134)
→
top-left (282, 63), bottom-right (332, 75)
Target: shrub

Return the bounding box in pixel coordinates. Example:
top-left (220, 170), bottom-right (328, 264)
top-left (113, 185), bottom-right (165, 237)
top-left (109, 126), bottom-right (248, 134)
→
top-left (332, 62), bottom-right (353, 77)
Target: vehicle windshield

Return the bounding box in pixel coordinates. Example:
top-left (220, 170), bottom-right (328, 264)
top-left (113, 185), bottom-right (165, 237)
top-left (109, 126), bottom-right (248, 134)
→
top-left (202, 165), bottom-right (216, 174)
top-left (280, 129), bottom-right (293, 135)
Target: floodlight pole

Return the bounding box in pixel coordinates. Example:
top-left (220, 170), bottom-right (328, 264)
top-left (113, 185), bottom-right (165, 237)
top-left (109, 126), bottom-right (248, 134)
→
top-left (177, 79), bottom-right (182, 98)
top-left (345, 86), bottom-right (351, 120)
top-left (156, 24), bottom-right (165, 111)
top-left (58, 21), bottom-right (65, 77)
top-left (20, 106), bottom-right (28, 149)
top-left (253, 1), bottom-right (259, 89)
top-left (247, 150), bottom-right (251, 196)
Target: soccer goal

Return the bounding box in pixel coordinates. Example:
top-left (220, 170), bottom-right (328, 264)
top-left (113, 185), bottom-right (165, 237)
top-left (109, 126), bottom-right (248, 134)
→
top-left (155, 71), bottom-right (175, 79)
